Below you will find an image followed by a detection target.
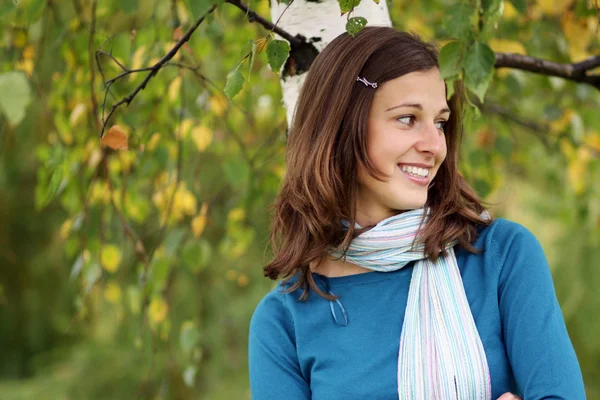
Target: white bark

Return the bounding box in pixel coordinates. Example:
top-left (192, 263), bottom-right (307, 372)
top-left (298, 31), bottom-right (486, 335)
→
top-left (269, 0), bottom-right (392, 126)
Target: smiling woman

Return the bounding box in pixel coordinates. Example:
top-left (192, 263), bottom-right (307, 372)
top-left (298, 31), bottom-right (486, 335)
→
top-left (249, 27), bottom-right (586, 400)
top-left (357, 69), bottom-right (449, 223)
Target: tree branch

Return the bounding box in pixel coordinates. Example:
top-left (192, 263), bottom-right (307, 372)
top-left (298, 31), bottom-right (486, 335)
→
top-left (225, 0), bottom-right (303, 47)
top-left (97, 4), bottom-right (218, 137)
top-left (495, 53), bottom-right (600, 90)
top-left (480, 102), bottom-right (551, 149)
top-left (88, 0), bottom-right (100, 132)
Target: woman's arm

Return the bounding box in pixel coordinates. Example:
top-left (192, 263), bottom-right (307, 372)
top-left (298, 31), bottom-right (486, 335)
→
top-left (496, 222), bottom-right (586, 399)
top-left (249, 289), bottom-right (311, 399)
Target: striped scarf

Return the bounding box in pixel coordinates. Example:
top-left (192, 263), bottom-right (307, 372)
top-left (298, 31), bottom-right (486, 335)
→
top-left (331, 208), bottom-right (492, 399)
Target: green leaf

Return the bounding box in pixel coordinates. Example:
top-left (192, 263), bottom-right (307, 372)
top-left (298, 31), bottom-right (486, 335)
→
top-left (122, 0), bottom-right (139, 14)
top-left (508, 0), bottom-right (526, 14)
top-left (223, 157), bottom-right (250, 188)
top-left (338, 0), bottom-right (361, 15)
top-left (164, 228), bottom-right (186, 257)
top-left (0, 71), bottom-right (32, 126)
top-left (25, 0), bottom-right (46, 23)
top-left (266, 39), bottom-right (290, 74)
top-left (248, 42), bottom-right (257, 82)
top-left (444, 3), bottom-right (475, 38)
top-left (0, 2), bottom-right (15, 18)
top-left (473, 177), bottom-right (492, 198)
top-left (183, 365), bottom-right (197, 387)
top-left (346, 17), bottom-right (367, 37)
top-left (185, 0), bottom-right (214, 18)
top-left (463, 41), bottom-right (496, 102)
top-left (446, 78), bottom-right (456, 100)
top-left (495, 134), bottom-right (513, 159)
top-left (482, 0), bottom-right (504, 35)
top-left (438, 41), bottom-right (463, 80)
top-left (182, 239), bottom-right (212, 273)
top-left (180, 321), bottom-right (200, 353)
top-left (35, 163), bottom-right (66, 210)
top-left (224, 68), bottom-right (245, 99)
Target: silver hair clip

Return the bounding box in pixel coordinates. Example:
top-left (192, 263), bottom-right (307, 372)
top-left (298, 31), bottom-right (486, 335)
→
top-left (356, 76), bottom-right (377, 88)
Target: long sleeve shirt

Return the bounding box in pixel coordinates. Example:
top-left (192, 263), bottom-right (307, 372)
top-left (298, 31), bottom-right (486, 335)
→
top-left (249, 219), bottom-right (586, 399)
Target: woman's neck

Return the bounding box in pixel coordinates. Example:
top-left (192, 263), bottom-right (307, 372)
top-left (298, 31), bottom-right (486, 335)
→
top-left (310, 254), bottom-right (372, 278)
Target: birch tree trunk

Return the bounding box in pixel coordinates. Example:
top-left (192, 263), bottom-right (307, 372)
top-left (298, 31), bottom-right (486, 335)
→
top-left (269, 0), bottom-right (392, 125)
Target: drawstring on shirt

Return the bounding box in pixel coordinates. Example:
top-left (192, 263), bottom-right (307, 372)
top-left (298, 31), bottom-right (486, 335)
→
top-left (315, 275), bottom-right (348, 327)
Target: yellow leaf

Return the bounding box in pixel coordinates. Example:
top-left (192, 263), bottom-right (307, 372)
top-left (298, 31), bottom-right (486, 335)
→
top-left (550, 110), bottom-right (574, 135)
top-left (226, 270), bottom-right (238, 281)
top-left (237, 273), bottom-right (249, 287)
top-left (502, 0), bottom-right (518, 19)
top-left (101, 244), bottom-right (122, 273)
top-left (559, 138), bottom-right (576, 161)
top-left (58, 129), bottom-right (74, 146)
top-left (109, 157), bottom-right (122, 174)
top-left (119, 151), bottom-right (134, 172)
top-left (147, 132), bottom-right (161, 151)
top-left (272, 164), bottom-right (286, 178)
top-left (228, 208), bottom-right (245, 223)
top-left (584, 132), bottom-right (600, 152)
top-left (149, 297), bottom-right (168, 324)
top-left (535, 0), bottom-right (572, 15)
top-left (255, 37), bottom-right (269, 53)
top-left (404, 17), bottom-right (434, 41)
top-left (13, 31), bottom-right (27, 48)
top-left (101, 125), bottom-right (128, 150)
top-left (87, 148), bottom-right (103, 169)
top-left (63, 48), bottom-right (77, 69)
top-left (104, 281), bottom-right (122, 304)
top-left (90, 181), bottom-right (110, 205)
top-left (83, 250), bottom-right (91, 263)
top-left (130, 45), bottom-right (147, 74)
top-left (561, 12), bottom-right (595, 61)
top-left (209, 94), bottom-right (228, 116)
top-left (60, 219), bottom-right (73, 240)
top-left (15, 59), bottom-right (34, 77)
top-left (488, 39), bottom-right (526, 55)
top-left (231, 241), bottom-right (247, 258)
top-left (168, 142), bottom-right (177, 160)
top-left (191, 126), bottom-right (213, 152)
top-left (179, 118), bottom-right (194, 139)
top-left (176, 2), bottom-right (190, 25)
top-left (192, 203), bottom-right (209, 237)
top-left (168, 76), bottom-right (182, 102)
top-left (568, 158), bottom-right (587, 195)
top-left (22, 45), bottom-right (35, 60)
top-left (171, 183), bottom-right (197, 219)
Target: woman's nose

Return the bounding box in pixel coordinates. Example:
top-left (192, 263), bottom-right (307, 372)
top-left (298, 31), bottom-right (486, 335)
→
top-left (415, 123), bottom-right (444, 156)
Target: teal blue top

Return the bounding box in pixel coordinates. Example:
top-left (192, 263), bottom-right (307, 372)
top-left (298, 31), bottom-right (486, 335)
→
top-left (249, 219), bottom-right (586, 399)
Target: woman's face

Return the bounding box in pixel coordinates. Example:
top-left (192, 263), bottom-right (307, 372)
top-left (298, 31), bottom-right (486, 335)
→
top-left (356, 68), bottom-right (449, 226)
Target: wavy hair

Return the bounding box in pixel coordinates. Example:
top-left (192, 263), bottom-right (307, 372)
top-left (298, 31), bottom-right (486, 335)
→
top-left (265, 27), bottom-right (491, 300)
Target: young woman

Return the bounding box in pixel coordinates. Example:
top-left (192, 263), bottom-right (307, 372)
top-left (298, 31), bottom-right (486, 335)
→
top-left (248, 26), bottom-right (586, 399)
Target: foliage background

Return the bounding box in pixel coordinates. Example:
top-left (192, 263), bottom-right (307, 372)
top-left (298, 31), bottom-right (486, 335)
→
top-left (0, 0), bottom-right (598, 398)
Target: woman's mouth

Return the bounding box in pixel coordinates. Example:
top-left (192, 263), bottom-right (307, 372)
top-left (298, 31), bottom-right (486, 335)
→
top-left (398, 164), bottom-right (431, 186)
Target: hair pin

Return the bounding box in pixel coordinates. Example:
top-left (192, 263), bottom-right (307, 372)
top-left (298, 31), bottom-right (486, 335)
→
top-left (356, 76), bottom-right (377, 89)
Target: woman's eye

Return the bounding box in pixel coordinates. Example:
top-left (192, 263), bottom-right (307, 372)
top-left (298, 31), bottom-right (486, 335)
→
top-left (396, 116), bottom-right (414, 126)
top-left (435, 120), bottom-right (448, 131)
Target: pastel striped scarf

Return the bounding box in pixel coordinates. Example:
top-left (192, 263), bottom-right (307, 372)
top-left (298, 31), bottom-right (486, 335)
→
top-left (331, 208), bottom-right (492, 399)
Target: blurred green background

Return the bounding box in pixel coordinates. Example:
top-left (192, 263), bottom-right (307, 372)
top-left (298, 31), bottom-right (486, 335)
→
top-left (0, 0), bottom-right (599, 398)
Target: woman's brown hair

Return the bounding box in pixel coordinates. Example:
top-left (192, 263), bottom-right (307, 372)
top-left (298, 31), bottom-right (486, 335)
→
top-left (265, 26), bottom-right (490, 300)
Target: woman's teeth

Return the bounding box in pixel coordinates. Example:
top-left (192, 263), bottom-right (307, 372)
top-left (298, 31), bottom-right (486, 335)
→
top-left (400, 165), bottom-right (430, 178)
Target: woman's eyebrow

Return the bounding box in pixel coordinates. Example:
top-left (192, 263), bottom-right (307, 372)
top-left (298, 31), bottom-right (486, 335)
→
top-left (385, 103), bottom-right (450, 114)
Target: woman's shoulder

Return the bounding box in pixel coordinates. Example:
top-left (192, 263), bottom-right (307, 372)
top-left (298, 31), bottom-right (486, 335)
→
top-left (478, 217), bottom-right (542, 253)
top-left (250, 278), bottom-right (304, 329)
top-left (475, 217), bottom-right (549, 276)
